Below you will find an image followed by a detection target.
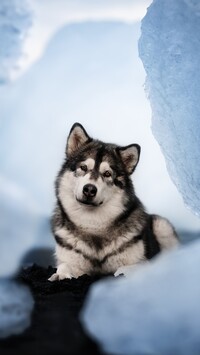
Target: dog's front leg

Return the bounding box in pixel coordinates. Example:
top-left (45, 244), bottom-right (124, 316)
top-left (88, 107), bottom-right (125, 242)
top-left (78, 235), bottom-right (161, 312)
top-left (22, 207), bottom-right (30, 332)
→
top-left (48, 263), bottom-right (75, 281)
top-left (49, 263), bottom-right (90, 281)
top-left (48, 246), bottom-right (91, 281)
top-left (48, 261), bottom-right (90, 281)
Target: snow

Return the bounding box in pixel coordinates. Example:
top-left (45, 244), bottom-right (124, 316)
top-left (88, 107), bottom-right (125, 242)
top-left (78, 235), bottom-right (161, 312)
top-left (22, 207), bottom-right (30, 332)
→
top-left (0, 280), bottom-right (33, 338)
top-left (0, 0), bottom-right (150, 81)
top-left (139, 0), bottom-right (200, 216)
top-left (81, 241), bottom-right (200, 355)
top-left (0, 175), bottom-right (53, 277)
top-left (0, 0), bottom-right (33, 82)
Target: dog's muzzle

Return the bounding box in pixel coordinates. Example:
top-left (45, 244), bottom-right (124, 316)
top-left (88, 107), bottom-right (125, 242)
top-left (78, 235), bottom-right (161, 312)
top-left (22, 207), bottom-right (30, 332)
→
top-left (76, 183), bottom-right (103, 207)
top-left (83, 184), bottom-right (97, 198)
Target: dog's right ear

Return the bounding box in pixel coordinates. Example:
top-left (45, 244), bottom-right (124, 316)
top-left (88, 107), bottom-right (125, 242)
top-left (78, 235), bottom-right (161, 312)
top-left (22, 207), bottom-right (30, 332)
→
top-left (66, 123), bottom-right (91, 156)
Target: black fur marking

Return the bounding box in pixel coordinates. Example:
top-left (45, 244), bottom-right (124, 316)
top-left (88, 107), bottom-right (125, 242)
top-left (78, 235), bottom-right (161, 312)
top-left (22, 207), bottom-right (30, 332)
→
top-left (142, 215), bottom-right (161, 259)
top-left (114, 177), bottom-right (124, 189)
top-left (100, 234), bottom-right (143, 265)
top-left (55, 233), bottom-right (143, 268)
top-left (93, 146), bottom-right (106, 175)
top-left (54, 235), bottom-right (102, 267)
top-left (115, 196), bottom-right (144, 225)
top-left (57, 199), bottom-right (76, 232)
top-left (90, 236), bottom-right (104, 251)
top-left (55, 235), bottom-right (73, 250)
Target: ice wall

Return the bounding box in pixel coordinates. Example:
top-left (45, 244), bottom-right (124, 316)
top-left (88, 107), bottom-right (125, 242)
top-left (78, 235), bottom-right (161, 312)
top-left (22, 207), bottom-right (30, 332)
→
top-left (139, 0), bottom-right (200, 216)
top-left (0, 0), bottom-right (32, 83)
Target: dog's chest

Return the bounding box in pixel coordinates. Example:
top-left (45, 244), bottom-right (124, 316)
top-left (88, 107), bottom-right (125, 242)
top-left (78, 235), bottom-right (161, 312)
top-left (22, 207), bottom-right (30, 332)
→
top-left (55, 226), bottom-right (145, 273)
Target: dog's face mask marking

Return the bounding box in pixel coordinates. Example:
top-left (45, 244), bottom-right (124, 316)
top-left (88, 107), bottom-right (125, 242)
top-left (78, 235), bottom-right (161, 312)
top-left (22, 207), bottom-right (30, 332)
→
top-left (59, 123), bottom-right (141, 223)
top-left (74, 158), bottom-right (116, 207)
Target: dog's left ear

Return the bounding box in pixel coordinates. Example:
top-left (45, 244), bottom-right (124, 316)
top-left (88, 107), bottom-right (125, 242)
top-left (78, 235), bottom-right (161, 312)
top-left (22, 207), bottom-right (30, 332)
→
top-left (117, 144), bottom-right (141, 174)
top-left (66, 123), bottom-right (91, 156)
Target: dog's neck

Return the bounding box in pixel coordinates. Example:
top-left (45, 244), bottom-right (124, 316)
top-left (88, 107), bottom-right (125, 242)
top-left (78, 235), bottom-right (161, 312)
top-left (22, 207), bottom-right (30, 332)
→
top-left (65, 200), bottom-right (124, 234)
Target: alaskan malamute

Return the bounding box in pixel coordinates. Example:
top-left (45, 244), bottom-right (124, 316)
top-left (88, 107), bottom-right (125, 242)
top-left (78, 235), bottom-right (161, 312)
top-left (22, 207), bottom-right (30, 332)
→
top-left (49, 123), bottom-right (178, 281)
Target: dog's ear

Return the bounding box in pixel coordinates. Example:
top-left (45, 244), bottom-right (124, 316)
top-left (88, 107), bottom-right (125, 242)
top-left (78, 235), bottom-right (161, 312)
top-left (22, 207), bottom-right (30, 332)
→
top-left (66, 123), bottom-right (91, 156)
top-left (117, 144), bottom-right (140, 174)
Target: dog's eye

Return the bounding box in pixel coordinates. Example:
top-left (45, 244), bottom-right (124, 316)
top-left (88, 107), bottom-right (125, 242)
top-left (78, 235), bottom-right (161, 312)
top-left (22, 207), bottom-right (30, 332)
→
top-left (103, 171), bottom-right (111, 178)
top-left (80, 164), bottom-right (88, 172)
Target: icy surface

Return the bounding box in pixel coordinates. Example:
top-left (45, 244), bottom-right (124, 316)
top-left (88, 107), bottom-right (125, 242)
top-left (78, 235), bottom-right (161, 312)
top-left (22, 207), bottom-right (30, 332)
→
top-left (139, 0), bottom-right (200, 215)
top-left (81, 241), bottom-right (200, 355)
top-left (0, 0), bottom-right (32, 83)
top-left (0, 280), bottom-right (33, 338)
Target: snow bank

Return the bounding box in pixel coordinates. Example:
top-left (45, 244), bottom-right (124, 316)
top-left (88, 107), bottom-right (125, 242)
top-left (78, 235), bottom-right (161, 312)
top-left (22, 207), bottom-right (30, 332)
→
top-left (81, 241), bottom-right (200, 355)
top-left (0, 281), bottom-right (33, 338)
top-left (139, 0), bottom-right (200, 216)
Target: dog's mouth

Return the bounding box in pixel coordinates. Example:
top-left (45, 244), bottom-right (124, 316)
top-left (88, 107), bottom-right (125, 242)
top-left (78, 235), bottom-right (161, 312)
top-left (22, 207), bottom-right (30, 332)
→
top-left (76, 197), bottom-right (103, 207)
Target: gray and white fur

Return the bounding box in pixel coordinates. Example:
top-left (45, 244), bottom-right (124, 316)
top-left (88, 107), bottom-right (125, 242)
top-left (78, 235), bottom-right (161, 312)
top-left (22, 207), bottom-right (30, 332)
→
top-left (49, 123), bottom-right (178, 281)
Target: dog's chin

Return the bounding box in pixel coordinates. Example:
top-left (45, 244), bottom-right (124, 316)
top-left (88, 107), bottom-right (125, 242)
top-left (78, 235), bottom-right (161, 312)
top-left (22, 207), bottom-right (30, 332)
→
top-left (76, 197), bottom-right (103, 207)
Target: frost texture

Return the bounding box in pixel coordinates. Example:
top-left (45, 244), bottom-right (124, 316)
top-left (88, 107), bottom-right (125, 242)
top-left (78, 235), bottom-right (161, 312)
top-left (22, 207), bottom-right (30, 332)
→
top-left (81, 241), bottom-right (200, 355)
top-left (0, 281), bottom-right (33, 338)
top-left (0, 0), bottom-right (32, 83)
top-left (139, 0), bottom-right (200, 215)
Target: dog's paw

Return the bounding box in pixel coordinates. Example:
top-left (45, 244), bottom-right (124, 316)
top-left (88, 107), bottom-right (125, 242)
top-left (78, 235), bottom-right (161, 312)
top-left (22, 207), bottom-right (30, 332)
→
top-left (48, 273), bottom-right (59, 282)
top-left (114, 264), bottom-right (141, 277)
top-left (48, 272), bottom-right (73, 281)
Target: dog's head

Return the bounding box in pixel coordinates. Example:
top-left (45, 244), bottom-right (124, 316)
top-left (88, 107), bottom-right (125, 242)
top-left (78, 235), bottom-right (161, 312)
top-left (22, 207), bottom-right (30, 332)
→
top-left (56, 123), bottom-right (141, 229)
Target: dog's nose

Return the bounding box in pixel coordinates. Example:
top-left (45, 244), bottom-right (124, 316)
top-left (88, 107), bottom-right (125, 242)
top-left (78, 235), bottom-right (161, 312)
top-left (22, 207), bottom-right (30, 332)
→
top-left (83, 184), bottom-right (97, 198)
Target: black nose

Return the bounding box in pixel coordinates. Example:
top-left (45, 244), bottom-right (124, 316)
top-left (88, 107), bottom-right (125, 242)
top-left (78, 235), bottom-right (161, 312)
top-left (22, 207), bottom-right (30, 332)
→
top-left (83, 184), bottom-right (97, 198)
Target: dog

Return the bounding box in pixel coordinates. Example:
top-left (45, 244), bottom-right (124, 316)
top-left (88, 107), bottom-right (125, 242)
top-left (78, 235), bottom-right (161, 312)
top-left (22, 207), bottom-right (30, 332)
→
top-left (49, 123), bottom-right (178, 281)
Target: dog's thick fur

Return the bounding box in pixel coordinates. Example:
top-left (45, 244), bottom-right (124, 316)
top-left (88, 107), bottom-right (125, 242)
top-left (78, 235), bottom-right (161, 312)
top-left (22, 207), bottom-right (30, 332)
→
top-left (49, 123), bottom-right (178, 281)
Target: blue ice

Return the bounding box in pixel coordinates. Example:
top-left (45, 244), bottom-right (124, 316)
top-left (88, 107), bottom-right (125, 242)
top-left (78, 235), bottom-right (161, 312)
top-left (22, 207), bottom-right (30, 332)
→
top-left (139, 0), bottom-right (200, 216)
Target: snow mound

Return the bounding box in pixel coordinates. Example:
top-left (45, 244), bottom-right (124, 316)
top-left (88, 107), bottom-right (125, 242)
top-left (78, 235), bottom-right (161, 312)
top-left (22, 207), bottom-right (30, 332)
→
top-left (0, 281), bottom-right (33, 338)
top-left (81, 241), bottom-right (200, 355)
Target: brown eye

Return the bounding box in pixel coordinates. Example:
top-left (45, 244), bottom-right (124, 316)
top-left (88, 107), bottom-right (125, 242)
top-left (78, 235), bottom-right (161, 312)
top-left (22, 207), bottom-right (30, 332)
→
top-left (80, 164), bottom-right (87, 172)
top-left (103, 171), bottom-right (111, 178)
